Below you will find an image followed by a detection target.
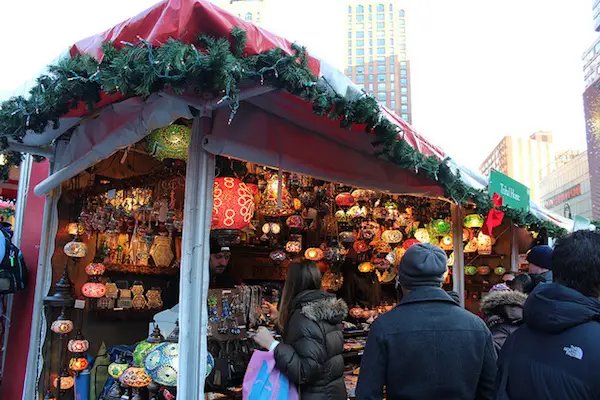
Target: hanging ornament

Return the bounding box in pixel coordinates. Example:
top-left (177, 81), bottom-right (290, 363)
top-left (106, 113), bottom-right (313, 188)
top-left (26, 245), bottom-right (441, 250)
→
top-left (54, 373), bottom-right (75, 390)
top-left (381, 229), bottom-right (403, 244)
top-left (321, 271), bottom-right (344, 291)
top-left (68, 334), bottom-right (89, 353)
top-left (304, 248), bottom-right (324, 261)
top-left (482, 193), bottom-right (505, 237)
top-left (261, 222), bottom-right (281, 235)
top-left (414, 228), bottom-right (430, 244)
top-left (85, 263), bottom-right (106, 276)
top-left (335, 192), bottom-right (355, 208)
top-left (257, 174), bottom-right (294, 217)
top-left (69, 357), bottom-right (89, 372)
top-left (286, 215), bottom-right (305, 230)
top-left (370, 240), bottom-right (392, 255)
top-left (339, 231), bottom-right (356, 244)
top-left (431, 219), bottom-right (451, 236)
top-left (145, 124), bottom-right (191, 161)
top-left (285, 241), bottom-right (302, 254)
top-left (353, 240), bottom-right (370, 254)
top-left (464, 237), bottom-right (478, 253)
top-left (82, 282), bottom-right (107, 298)
top-left (477, 232), bottom-right (493, 255)
top-left (347, 205), bottom-right (368, 219)
top-left (465, 266), bottom-right (478, 276)
top-left (494, 266), bottom-right (507, 275)
top-left (212, 177), bottom-right (255, 245)
top-left (402, 239), bottom-right (420, 250)
top-left (51, 311), bottom-right (74, 334)
top-left (351, 189), bottom-right (375, 204)
top-left (477, 266), bottom-right (491, 276)
top-left (269, 249), bottom-right (287, 264)
top-left (358, 262), bottom-right (374, 273)
top-left (439, 235), bottom-right (453, 251)
top-left (64, 240), bottom-right (88, 258)
top-left (463, 214), bottom-right (484, 229)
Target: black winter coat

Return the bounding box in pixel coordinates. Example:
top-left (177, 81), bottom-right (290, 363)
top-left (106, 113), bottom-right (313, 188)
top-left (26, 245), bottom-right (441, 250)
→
top-left (480, 290), bottom-right (527, 354)
top-left (274, 290), bottom-right (348, 400)
top-left (356, 287), bottom-right (497, 400)
top-left (496, 283), bottom-right (600, 399)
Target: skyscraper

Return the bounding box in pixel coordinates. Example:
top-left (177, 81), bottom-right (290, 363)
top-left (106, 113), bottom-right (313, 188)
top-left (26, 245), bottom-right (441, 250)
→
top-left (479, 132), bottom-right (555, 202)
top-left (344, 1), bottom-right (411, 123)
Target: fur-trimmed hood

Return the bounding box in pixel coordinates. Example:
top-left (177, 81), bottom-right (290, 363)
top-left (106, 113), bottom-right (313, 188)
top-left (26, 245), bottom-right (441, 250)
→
top-left (481, 290), bottom-right (527, 315)
top-left (292, 290), bottom-right (348, 324)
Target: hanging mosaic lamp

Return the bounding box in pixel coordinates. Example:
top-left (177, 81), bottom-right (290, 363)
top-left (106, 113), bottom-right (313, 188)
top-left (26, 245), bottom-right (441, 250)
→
top-left (286, 215), bottom-right (304, 230)
top-left (321, 271), bottom-right (344, 291)
top-left (447, 251), bottom-right (455, 267)
top-left (143, 341), bottom-right (180, 387)
top-left (335, 192), bottom-right (356, 208)
top-left (284, 241), bottom-right (302, 254)
top-left (464, 237), bottom-right (478, 253)
top-left (69, 357), bottom-right (89, 372)
top-left (495, 266), bottom-right (507, 275)
top-left (66, 222), bottom-right (83, 236)
top-left (85, 263), bottom-right (106, 276)
top-left (414, 228), bottom-right (430, 244)
top-left (261, 222), bottom-right (281, 235)
top-left (304, 248), bottom-right (324, 261)
top-left (440, 235), bottom-right (453, 251)
top-left (351, 189), bottom-right (375, 204)
top-left (477, 232), bottom-right (493, 255)
top-left (257, 174), bottom-right (294, 217)
top-left (63, 240), bottom-right (88, 258)
top-left (402, 238), bottom-right (420, 250)
top-left (477, 266), bottom-right (491, 276)
top-left (108, 358), bottom-right (129, 379)
top-left (54, 373), bottom-right (75, 390)
top-left (68, 332), bottom-right (89, 353)
top-left (120, 367), bottom-right (153, 388)
top-left (211, 177), bottom-right (255, 231)
top-left (133, 324), bottom-right (165, 366)
top-left (51, 311), bottom-right (74, 335)
top-left (358, 262), bottom-right (374, 273)
top-left (353, 240), bottom-right (370, 254)
top-left (431, 219), bottom-right (452, 236)
top-left (145, 124), bottom-right (191, 161)
top-left (269, 249), bottom-right (287, 264)
top-left (463, 214), bottom-right (484, 229)
top-left (381, 229), bottom-right (403, 244)
top-left (463, 228), bottom-right (472, 242)
top-left (465, 265), bottom-right (478, 276)
top-left (82, 282), bottom-right (107, 298)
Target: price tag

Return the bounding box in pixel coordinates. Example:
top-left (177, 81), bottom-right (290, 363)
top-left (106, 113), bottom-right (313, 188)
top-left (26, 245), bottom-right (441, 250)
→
top-left (74, 299), bottom-right (86, 309)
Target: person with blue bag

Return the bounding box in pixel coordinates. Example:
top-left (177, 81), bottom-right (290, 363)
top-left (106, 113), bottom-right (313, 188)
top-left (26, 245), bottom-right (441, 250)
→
top-left (249, 260), bottom-right (348, 400)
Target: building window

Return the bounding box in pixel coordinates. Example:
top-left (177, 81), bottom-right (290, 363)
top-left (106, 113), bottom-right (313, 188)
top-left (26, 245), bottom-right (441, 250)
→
top-left (390, 73), bottom-right (395, 81)
top-left (368, 74), bottom-right (374, 81)
top-left (400, 87), bottom-right (408, 94)
top-left (377, 56), bottom-right (386, 62)
top-left (348, 5), bottom-right (352, 13)
top-left (356, 66), bottom-right (365, 73)
top-left (368, 23), bottom-right (373, 29)
top-left (389, 47), bottom-right (395, 54)
top-left (399, 10), bottom-right (405, 17)
top-left (390, 91), bottom-right (396, 99)
top-left (357, 23), bottom-right (364, 29)
top-left (348, 58), bottom-right (352, 65)
top-left (357, 31), bottom-right (364, 38)
top-left (356, 39), bottom-right (364, 46)
top-left (401, 113), bottom-right (409, 120)
top-left (377, 4), bottom-right (385, 12)
top-left (390, 63), bottom-right (395, 72)
top-left (369, 39), bottom-right (373, 46)
top-left (400, 69), bottom-right (407, 76)
top-left (391, 101), bottom-right (396, 109)
top-left (368, 31), bottom-right (373, 38)
top-left (369, 48), bottom-right (373, 55)
top-left (377, 13), bottom-right (385, 20)
top-left (389, 3), bottom-right (393, 11)
top-left (377, 74), bottom-right (386, 82)
top-left (357, 84), bottom-right (364, 90)
top-left (398, 53), bottom-right (407, 59)
top-left (377, 92), bottom-right (387, 101)
top-left (348, 66), bottom-right (353, 73)
top-left (389, 38), bottom-right (394, 45)
top-left (357, 15), bottom-right (364, 21)
top-left (369, 5), bottom-right (372, 12)
top-left (348, 49), bottom-right (353, 56)
top-left (377, 30), bottom-right (385, 37)
top-left (399, 27), bottom-right (406, 34)
top-left (356, 57), bottom-right (364, 64)
top-left (398, 35), bottom-right (406, 42)
top-left (356, 75), bottom-right (365, 83)
top-left (369, 83), bottom-right (374, 91)
top-left (377, 64), bottom-right (386, 72)
top-left (399, 19), bottom-right (405, 25)
top-left (400, 61), bottom-right (407, 68)
top-left (389, 13), bottom-right (393, 20)
top-left (357, 49), bottom-right (365, 55)
top-left (369, 64), bottom-right (374, 73)
top-left (348, 40), bottom-right (352, 47)
top-left (401, 95), bottom-right (408, 104)
top-left (357, 5), bottom-right (364, 13)
top-left (377, 82), bottom-right (387, 90)
top-left (401, 105), bottom-right (409, 112)
top-left (377, 47), bottom-right (385, 54)
top-left (400, 78), bottom-right (408, 86)
top-left (377, 22), bottom-right (385, 29)
top-left (377, 39), bottom-right (385, 45)
top-left (348, 32), bottom-right (352, 38)
top-left (389, 55), bottom-right (395, 62)
top-left (245, 12), bottom-right (252, 21)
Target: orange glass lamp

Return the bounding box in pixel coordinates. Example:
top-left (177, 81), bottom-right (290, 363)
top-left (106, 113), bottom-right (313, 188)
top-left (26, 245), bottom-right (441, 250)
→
top-left (477, 232), bottom-right (493, 255)
top-left (51, 311), bottom-right (74, 335)
top-left (119, 367), bottom-right (152, 388)
top-left (69, 357), bottom-right (89, 372)
top-left (53, 372), bottom-right (75, 390)
top-left (285, 241), bottom-right (302, 254)
top-left (85, 263), bottom-right (106, 276)
top-left (358, 262), bottom-right (374, 273)
top-left (66, 222), bottom-right (84, 236)
top-left (304, 248), bottom-right (324, 261)
top-left (211, 177), bottom-right (255, 245)
top-left (258, 174), bottom-right (294, 217)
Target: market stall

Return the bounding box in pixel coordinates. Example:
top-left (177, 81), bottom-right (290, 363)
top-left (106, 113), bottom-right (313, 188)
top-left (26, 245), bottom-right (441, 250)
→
top-left (0, 0), bottom-right (572, 399)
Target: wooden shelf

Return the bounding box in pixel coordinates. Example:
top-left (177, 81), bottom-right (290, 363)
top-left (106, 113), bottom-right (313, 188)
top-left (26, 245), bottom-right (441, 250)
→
top-left (105, 264), bottom-right (180, 276)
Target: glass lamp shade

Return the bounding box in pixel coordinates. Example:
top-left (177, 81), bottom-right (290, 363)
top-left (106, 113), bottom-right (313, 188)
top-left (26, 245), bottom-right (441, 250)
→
top-left (464, 214), bottom-right (484, 229)
top-left (304, 248), bottom-right (324, 261)
top-left (66, 223), bottom-right (83, 236)
top-left (53, 375), bottom-right (75, 390)
top-left (119, 367), bottom-right (152, 388)
top-left (338, 231), bottom-right (356, 244)
top-left (293, 198), bottom-right (302, 211)
top-left (381, 229), bottom-right (403, 244)
top-left (85, 263), bottom-right (106, 276)
top-left (269, 249), bottom-right (287, 264)
top-left (145, 124), bottom-right (191, 161)
top-left (284, 241), bottom-right (302, 254)
top-left (69, 357), bottom-right (89, 372)
top-left (67, 338), bottom-right (89, 353)
top-left (465, 266), bottom-right (478, 276)
top-left (477, 232), bottom-right (493, 255)
top-left (477, 266), bottom-right (491, 276)
top-left (464, 237), bottom-right (478, 253)
top-left (82, 282), bottom-right (107, 298)
top-left (63, 241), bottom-right (88, 258)
top-left (414, 228), bottom-right (430, 244)
top-left (257, 174), bottom-right (294, 217)
top-left (133, 341), bottom-right (159, 367)
top-left (495, 266), bottom-right (507, 275)
top-left (358, 262), bottom-right (374, 273)
top-left (285, 215), bottom-right (305, 230)
top-left (447, 251), bottom-right (455, 267)
top-left (353, 240), bottom-right (370, 254)
top-left (51, 318), bottom-right (74, 334)
top-left (211, 177), bottom-right (255, 231)
top-left (351, 189), bottom-right (375, 203)
top-left (347, 205), bottom-right (368, 219)
top-left (463, 228), bottom-right (473, 242)
top-left (440, 235), bottom-right (453, 251)
top-left (143, 342), bottom-right (179, 387)
top-left (108, 361), bottom-right (129, 379)
top-left (431, 219), bottom-right (452, 236)
top-left (261, 222), bottom-right (281, 235)
top-left (335, 192), bottom-right (355, 208)
top-left (402, 239), bottom-right (420, 250)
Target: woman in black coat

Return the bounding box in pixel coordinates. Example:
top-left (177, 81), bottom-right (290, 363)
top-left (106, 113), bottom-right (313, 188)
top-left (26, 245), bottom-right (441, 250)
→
top-left (253, 260), bottom-right (348, 400)
top-left (480, 286), bottom-right (527, 354)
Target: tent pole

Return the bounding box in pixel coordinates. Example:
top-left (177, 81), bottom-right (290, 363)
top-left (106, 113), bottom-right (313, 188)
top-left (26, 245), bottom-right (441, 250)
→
top-left (177, 107), bottom-right (215, 399)
top-left (451, 204), bottom-right (465, 307)
top-left (511, 224), bottom-right (519, 272)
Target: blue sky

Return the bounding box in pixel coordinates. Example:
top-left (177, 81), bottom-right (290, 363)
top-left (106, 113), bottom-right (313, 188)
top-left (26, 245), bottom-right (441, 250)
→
top-left (0, 0), bottom-right (595, 169)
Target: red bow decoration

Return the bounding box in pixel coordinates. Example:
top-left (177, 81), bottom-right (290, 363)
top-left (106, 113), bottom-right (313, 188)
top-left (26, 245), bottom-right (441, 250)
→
top-left (482, 193), bottom-right (505, 237)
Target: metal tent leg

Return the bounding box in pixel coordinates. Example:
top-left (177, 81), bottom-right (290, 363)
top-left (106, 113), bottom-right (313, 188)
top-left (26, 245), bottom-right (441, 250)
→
top-left (451, 204), bottom-right (465, 308)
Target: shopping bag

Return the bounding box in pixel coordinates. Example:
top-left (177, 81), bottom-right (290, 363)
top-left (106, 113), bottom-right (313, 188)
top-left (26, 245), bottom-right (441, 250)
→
top-left (242, 350), bottom-right (299, 400)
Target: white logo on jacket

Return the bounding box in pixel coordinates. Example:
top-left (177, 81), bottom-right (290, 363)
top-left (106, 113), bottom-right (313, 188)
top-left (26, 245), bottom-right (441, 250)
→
top-left (563, 345), bottom-right (584, 360)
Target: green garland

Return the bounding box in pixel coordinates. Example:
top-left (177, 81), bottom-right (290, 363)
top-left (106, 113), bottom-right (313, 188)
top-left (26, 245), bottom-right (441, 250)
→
top-left (0, 28), bottom-right (567, 238)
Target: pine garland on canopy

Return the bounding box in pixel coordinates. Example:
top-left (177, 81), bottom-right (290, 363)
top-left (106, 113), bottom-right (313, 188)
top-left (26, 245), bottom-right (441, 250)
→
top-left (0, 28), bottom-right (566, 238)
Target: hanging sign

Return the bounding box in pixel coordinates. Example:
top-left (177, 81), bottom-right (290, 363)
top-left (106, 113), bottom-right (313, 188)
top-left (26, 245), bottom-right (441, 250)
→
top-left (489, 170), bottom-right (530, 212)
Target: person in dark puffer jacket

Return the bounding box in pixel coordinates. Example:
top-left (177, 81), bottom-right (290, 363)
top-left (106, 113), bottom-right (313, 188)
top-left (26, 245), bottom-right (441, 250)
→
top-left (496, 231), bottom-right (600, 399)
top-left (480, 284), bottom-right (527, 354)
top-left (253, 260), bottom-right (348, 400)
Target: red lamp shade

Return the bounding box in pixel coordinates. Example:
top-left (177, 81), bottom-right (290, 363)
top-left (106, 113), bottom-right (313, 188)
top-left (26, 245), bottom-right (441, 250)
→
top-left (53, 375), bottom-right (75, 390)
top-left (335, 192), bottom-right (355, 208)
top-left (286, 215), bottom-right (304, 229)
top-left (69, 357), bottom-right (89, 372)
top-left (68, 339), bottom-right (89, 353)
top-left (402, 239), bottom-right (420, 250)
top-left (211, 177), bottom-right (255, 230)
top-left (82, 282), bottom-right (107, 298)
top-left (85, 263), bottom-right (106, 276)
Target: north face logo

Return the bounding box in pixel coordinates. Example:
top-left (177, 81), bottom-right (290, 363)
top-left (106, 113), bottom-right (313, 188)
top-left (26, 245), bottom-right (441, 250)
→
top-left (563, 345), bottom-right (584, 360)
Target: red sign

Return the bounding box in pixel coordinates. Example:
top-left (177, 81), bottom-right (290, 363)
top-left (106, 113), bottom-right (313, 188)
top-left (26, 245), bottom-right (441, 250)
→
top-left (544, 184), bottom-right (582, 208)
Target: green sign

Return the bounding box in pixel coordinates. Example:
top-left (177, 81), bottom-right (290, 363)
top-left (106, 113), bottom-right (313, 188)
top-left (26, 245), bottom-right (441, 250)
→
top-left (489, 170), bottom-right (530, 212)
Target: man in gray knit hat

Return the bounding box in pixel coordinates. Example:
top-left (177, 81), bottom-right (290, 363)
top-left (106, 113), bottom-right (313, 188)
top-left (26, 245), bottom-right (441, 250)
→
top-left (356, 243), bottom-right (497, 400)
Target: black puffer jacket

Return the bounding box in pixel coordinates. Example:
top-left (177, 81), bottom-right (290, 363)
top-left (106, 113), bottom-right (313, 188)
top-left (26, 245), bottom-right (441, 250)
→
top-left (480, 290), bottom-right (527, 354)
top-left (274, 290), bottom-right (348, 400)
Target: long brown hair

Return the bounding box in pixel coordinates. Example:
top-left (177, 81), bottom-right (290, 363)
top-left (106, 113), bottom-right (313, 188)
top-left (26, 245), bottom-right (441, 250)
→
top-left (276, 260), bottom-right (322, 332)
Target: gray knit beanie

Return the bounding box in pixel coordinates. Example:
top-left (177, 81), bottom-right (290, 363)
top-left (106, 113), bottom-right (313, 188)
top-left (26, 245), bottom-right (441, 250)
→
top-left (398, 243), bottom-right (447, 290)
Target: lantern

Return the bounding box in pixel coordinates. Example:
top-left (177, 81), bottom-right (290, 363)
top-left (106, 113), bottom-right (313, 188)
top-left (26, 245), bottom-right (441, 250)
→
top-left (358, 262), bottom-right (374, 273)
top-left (431, 219), bottom-right (451, 236)
top-left (68, 335), bottom-right (89, 353)
top-left (82, 282), bottom-right (107, 298)
top-left (465, 266), bottom-right (478, 276)
top-left (145, 124), bottom-right (191, 161)
top-left (293, 198), bottom-right (302, 211)
top-left (414, 228), bottom-right (430, 244)
top-left (339, 231), bottom-right (356, 244)
top-left (477, 232), bottom-right (493, 255)
top-left (69, 357), bottom-right (89, 372)
top-left (402, 239), bottom-right (420, 250)
top-left (108, 360), bottom-right (129, 379)
top-left (285, 241), bottom-right (302, 254)
top-left (258, 174), bottom-right (294, 217)
top-left (447, 251), bottom-right (455, 267)
top-left (85, 263), bottom-right (106, 276)
top-left (370, 240), bottom-right (392, 255)
top-left (477, 266), bottom-right (491, 276)
top-left (54, 374), bottom-right (75, 390)
top-left (440, 235), bottom-right (453, 251)
top-left (286, 215), bottom-right (305, 230)
top-left (212, 177), bottom-right (255, 230)
top-left (464, 214), bottom-right (484, 229)
top-left (269, 250), bottom-right (287, 264)
top-left (51, 314), bottom-right (73, 335)
top-left (334, 210), bottom-right (350, 223)
top-left (143, 342), bottom-right (179, 387)
top-left (495, 266), bottom-right (507, 275)
top-left (324, 241), bottom-right (346, 265)
top-left (133, 326), bottom-right (165, 366)
top-left (351, 189), bottom-right (375, 203)
top-left (381, 229), bottom-right (403, 244)
top-left (120, 367), bottom-right (152, 388)
top-left (66, 223), bottom-right (83, 236)
top-left (353, 240), bottom-right (370, 254)
top-left (64, 241), bottom-right (88, 258)
top-left (335, 192), bottom-right (355, 208)
top-left (464, 237), bottom-right (477, 253)
top-left (261, 222), bottom-right (281, 235)
top-left (463, 228), bottom-right (472, 242)
top-left (304, 248), bottom-right (324, 261)
top-left (347, 205), bottom-right (368, 219)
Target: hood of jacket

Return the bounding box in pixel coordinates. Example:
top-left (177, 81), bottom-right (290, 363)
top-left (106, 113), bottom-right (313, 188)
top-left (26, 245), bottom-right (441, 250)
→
top-left (292, 290), bottom-right (348, 325)
top-left (481, 290), bottom-right (527, 329)
top-left (524, 283), bottom-right (600, 333)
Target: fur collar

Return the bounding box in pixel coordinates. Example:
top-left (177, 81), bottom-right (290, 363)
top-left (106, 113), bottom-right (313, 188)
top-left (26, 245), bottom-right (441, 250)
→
top-left (480, 290), bottom-right (527, 314)
top-left (301, 297), bottom-right (348, 323)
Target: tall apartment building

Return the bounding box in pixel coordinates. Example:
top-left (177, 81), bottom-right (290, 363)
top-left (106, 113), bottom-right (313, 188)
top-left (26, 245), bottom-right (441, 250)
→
top-left (344, 1), bottom-right (411, 123)
top-left (594, 0), bottom-right (600, 31)
top-left (210, 0), bottom-right (268, 25)
top-left (479, 132), bottom-right (555, 202)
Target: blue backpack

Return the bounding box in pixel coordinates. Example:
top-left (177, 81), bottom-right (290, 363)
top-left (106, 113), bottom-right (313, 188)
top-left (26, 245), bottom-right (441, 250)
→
top-left (0, 227), bottom-right (28, 294)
